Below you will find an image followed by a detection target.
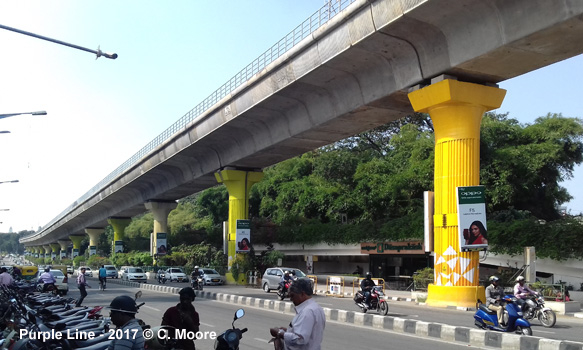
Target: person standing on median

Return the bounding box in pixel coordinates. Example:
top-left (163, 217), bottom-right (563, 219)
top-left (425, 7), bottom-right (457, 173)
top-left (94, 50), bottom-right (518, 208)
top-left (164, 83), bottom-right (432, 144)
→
top-left (76, 267), bottom-right (91, 307)
top-left (269, 278), bottom-right (325, 350)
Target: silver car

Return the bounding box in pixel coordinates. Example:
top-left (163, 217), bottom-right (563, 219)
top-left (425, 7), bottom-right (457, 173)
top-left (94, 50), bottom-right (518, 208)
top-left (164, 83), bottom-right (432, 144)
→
top-left (261, 267), bottom-right (307, 292)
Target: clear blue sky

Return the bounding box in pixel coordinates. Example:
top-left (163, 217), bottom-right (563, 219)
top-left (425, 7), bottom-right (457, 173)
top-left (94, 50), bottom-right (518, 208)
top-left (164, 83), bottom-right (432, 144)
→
top-left (0, 1), bottom-right (581, 233)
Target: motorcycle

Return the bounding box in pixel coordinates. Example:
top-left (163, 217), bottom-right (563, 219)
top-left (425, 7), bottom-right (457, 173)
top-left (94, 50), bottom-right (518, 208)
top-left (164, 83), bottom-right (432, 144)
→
top-left (158, 272), bottom-right (168, 284)
top-left (214, 308), bottom-right (247, 350)
top-left (191, 276), bottom-right (204, 291)
top-left (474, 295), bottom-right (532, 335)
top-left (522, 294), bottom-right (556, 328)
top-left (277, 281), bottom-right (292, 300)
top-left (353, 286), bottom-right (389, 315)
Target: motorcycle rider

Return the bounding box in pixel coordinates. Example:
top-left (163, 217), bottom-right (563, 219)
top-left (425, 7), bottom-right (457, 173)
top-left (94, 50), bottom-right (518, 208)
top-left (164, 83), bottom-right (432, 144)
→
top-left (38, 267), bottom-right (56, 293)
top-left (107, 295), bottom-right (145, 350)
top-left (514, 276), bottom-right (538, 314)
top-left (360, 272), bottom-right (376, 309)
top-left (157, 269), bottom-right (167, 283)
top-left (191, 266), bottom-right (202, 289)
top-left (279, 270), bottom-right (293, 293)
top-left (485, 275), bottom-right (505, 326)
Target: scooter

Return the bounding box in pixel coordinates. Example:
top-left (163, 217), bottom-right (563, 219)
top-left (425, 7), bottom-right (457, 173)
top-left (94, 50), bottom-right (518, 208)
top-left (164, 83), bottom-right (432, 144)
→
top-left (474, 295), bottom-right (532, 335)
top-left (214, 309), bottom-right (247, 350)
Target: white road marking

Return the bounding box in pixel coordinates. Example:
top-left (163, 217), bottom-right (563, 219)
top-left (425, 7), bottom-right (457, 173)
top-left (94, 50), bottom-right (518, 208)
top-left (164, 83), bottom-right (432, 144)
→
top-left (535, 329), bottom-right (555, 334)
top-left (142, 305), bottom-right (161, 312)
top-left (253, 338), bottom-right (269, 343)
top-left (318, 302), bottom-right (333, 306)
top-left (200, 322), bottom-right (215, 327)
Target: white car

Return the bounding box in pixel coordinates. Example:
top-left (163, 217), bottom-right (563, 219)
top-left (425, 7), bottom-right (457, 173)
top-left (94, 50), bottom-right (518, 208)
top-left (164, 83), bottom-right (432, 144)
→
top-left (38, 269), bottom-right (69, 295)
top-left (79, 266), bottom-right (93, 277)
top-left (166, 268), bottom-right (188, 282)
top-left (124, 267), bottom-right (147, 283)
top-left (200, 268), bottom-right (225, 286)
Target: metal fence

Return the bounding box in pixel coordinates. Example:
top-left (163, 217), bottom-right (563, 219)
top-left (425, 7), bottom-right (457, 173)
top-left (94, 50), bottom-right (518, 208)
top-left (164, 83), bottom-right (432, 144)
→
top-left (28, 0), bottom-right (357, 238)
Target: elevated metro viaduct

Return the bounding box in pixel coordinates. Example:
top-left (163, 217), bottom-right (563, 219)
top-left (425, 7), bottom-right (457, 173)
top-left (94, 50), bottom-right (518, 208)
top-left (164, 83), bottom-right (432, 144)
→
top-left (21, 0), bottom-right (583, 307)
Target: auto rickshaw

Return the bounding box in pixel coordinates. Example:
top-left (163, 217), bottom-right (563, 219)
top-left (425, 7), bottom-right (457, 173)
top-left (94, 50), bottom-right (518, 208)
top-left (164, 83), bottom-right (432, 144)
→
top-left (18, 265), bottom-right (38, 281)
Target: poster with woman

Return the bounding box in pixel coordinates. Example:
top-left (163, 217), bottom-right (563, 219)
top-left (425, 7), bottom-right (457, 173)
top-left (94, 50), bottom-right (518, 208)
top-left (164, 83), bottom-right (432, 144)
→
top-left (456, 186), bottom-right (488, 251)
top-left (236, 219), bottom-right (251, 252)
top-left (156, 232), bottom-right (167, 256)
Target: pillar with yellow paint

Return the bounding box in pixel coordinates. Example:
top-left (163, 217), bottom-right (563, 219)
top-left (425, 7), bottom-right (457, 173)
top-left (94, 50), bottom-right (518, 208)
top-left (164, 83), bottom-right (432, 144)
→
top-left (215, 169), bottom-right (263, 284)
top-left (85, 228), bottom-right (105, 256)
top-left (108, 217), bottom-right (131, 254)
top-left (50, 243), bottom-right (60, 260)
top-left (58, 240), bottom-right (70, 259)
top-left (408, 79), bottom-right (506, 308)
top-left (144, 201), bottom-right (177, 264)
top-left (69, 235), bottom-right (84, 259)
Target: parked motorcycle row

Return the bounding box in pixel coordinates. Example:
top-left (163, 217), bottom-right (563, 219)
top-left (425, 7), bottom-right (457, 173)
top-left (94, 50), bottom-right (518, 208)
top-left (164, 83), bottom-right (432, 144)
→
top-left (0, 282), bottom-right (154, 350)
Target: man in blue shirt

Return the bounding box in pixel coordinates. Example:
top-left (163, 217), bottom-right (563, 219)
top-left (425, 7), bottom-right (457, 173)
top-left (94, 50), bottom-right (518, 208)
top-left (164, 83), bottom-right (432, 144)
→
top-left (99, 265), bottom-right (107, 290)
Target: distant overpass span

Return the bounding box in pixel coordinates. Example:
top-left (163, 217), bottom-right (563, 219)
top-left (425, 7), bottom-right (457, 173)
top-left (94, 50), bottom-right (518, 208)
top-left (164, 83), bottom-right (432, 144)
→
top-left (21, 0), bottom-right (583, 245)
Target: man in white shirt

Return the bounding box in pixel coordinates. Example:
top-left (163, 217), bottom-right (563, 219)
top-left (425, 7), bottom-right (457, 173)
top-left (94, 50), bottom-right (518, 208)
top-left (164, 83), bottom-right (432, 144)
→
top-left (0, 267), bottom-right (14, 286)
top-left (270, 278), bottom-right (325, 350)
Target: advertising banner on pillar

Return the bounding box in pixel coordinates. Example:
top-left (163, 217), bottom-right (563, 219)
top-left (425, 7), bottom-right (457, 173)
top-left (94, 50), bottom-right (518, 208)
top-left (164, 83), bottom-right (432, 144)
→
top-left (34, 253), bottom-right (38, 258)
top-left (114, 241), bottom-right (124, 253)
top-left (156, 233), bottom-right (167, 256)
top-left (72, 249), bottom-right (79, 258)
top-left (60, 251), bottom-right (66, 259)
top-left (89, 246), bottom-right (96, 256)
top-left (236, 220), bottom-right (251, 253)
top-left (457, 186), bottom-right (488, 251)
top-left (51, 252), bottom-right (56, 259)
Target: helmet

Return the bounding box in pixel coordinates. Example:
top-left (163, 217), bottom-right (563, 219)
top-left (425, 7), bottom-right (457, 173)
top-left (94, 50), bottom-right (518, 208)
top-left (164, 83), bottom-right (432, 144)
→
top-left (489, 276), bottom-right (499, 282)
top-left (108, 296), bottom-right (138, 314)
top-left (179, 287), bottom-right (196, 299)
top-left (516, 276), bottom-right (525, 282)
top-left (44, 268), bottom-right (50, 273)
top-left (365, 272), bottom-right (372, 279)
top-left (194, 266), bottom-right (199, 269)
top-left (284, 270), bottom-right (290, 274)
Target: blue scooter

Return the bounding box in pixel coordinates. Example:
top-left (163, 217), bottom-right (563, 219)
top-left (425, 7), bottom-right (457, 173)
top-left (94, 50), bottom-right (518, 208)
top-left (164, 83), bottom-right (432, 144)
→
top-left (474, 295), bottom-right (532, 335)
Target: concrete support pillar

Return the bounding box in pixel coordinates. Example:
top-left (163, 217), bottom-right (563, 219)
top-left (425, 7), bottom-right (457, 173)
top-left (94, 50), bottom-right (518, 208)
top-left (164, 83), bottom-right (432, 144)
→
top-left (85, 228), bottom-right (105, 256)
top-left (33, 247), bottom-right (39, 258)
top-left (108, 217), bottom-right (131, 254)
top-left (215, 169), bottom-right (263, 284)
top-left (144, 201), bottom-right (177, 261)
top-left (43, 245), bottom-right (51, 259)
top-left (50, 243), bottom-right (60, 260)
top-left (408, 78), bottom-right (505, 308)
top-left (58, 240), bottom-right (70, 259)
top-left (69, 235), bottom-right (84, 258)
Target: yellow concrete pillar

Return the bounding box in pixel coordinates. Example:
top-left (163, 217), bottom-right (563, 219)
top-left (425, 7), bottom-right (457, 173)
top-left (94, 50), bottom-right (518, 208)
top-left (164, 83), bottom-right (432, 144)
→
top-left (58, 240), bottom-right (70, 259)
top-left (145, 201), bottom-right (177, 263)
top-left (408, 79), bottom-right (506, 308)
top-left (85, 228), bottom-right (105, 256)
top-left (43, 245), bottom-right (51, 259)
top-left (215, 169), bottom-right (263, 284)
top-left (50, 243), bottom-right (60, 260)
top-left (108, 217), bottom-right (131, 254)
top-left (69, 235), bottom-right (84, 258)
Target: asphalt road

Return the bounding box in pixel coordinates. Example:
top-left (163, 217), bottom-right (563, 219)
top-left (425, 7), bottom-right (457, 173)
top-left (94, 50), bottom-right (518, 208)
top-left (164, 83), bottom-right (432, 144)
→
top-left (68, 281), bottom-right (486, 350)
top-left (96, 277), bottom-right (583, 344)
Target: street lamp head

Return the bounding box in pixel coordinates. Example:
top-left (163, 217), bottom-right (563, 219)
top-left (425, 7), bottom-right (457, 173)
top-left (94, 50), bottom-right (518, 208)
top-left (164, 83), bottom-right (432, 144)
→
top-left (31, 111), bottom-right (47, 116)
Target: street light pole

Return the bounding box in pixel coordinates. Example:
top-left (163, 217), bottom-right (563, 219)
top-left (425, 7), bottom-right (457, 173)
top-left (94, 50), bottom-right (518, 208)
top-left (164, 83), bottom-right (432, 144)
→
top-left (0, 180), bottom-right (19, 185)
top-left (0, 111), bottom-right (47, 120)
top-left (0, 24), bottom-right (117, 60)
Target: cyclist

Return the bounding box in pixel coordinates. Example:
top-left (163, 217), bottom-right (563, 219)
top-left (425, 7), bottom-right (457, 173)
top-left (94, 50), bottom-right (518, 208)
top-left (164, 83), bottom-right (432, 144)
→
top-left (98, 265), bottom-right (107, 290)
